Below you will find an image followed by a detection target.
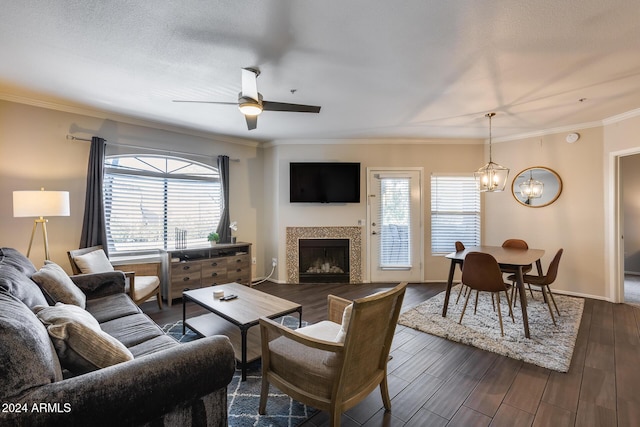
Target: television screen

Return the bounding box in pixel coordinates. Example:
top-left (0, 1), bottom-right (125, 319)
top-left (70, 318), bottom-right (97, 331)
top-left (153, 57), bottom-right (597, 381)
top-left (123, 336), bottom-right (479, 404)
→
top-left (290, 162), bottom-right (361, 203)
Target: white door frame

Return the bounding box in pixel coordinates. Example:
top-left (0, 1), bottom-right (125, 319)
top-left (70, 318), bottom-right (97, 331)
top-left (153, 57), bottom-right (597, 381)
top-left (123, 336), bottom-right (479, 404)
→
top-left (608, 148), bottom-right (640, 303)
top-left (366, 167), bottom-right (424, 282)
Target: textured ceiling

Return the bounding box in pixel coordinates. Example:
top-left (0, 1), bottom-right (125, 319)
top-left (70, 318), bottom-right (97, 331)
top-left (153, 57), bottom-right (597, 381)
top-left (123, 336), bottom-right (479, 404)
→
top-left (1, 0), bottom-right (639, 143)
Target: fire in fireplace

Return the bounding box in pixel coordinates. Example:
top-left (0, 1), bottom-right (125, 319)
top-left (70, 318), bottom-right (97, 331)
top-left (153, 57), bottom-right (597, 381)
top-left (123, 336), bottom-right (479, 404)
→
top-left (298, 238), bottom-right (349, 283)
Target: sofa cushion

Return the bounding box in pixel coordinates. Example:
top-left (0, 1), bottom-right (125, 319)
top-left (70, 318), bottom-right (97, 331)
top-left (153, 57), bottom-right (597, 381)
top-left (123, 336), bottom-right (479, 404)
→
top-left (128, 334), bottom-right (179, 358)
top-left (72, 249), bottom-right (114, 274)
top-left (99, 313), bottom-right (165, 348)
top-left (34, 303), bottom-right (133, 375)
top-left (0, 247), bottom-right (48, 308)
top-left (85, 293), bottom-right (141, 323)
top-left (0, 290), bottom-right (62, 400)
top-left (32, 261), bottom-right (86, 308)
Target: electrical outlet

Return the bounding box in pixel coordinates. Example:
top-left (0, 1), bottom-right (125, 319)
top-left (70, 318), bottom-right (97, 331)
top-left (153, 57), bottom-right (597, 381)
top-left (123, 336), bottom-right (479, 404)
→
top-left (272, 258), bottom-right (278, 267)
top-left (252, 257), bottom-right (256, 265)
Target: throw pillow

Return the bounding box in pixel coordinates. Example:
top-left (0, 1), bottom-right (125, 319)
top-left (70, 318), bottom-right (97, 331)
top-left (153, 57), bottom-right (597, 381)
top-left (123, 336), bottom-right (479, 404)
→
top-left (0, 291), bottom-right (63, 401)
top-left (31, 261), bottom-right (86, 308)
top-left (72, 249), bottom-right (114, 274)
top-left (34, 303), bottom-right (133, 374)
top-left (334, 303), bottom-right (353, 343)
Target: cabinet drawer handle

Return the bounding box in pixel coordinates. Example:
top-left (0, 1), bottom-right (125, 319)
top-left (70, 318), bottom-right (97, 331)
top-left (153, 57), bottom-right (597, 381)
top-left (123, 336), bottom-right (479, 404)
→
top-left (182, 265), bottom-right (190, 271)
top-left (183, 277), bottom-right (190, 281)
top-left (236, 268), bottom-right (242, 272)
top-left (236, 259), bottom-right (242, 263)
top-left (211, 272), bottom-right (218, 277)
top-left (210, 262), bottom-right (218, 267)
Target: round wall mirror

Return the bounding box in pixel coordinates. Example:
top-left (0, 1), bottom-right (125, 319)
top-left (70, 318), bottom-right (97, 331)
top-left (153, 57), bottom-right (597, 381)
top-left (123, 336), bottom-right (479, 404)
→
top-left (511, 167), bottom-right (562, 207)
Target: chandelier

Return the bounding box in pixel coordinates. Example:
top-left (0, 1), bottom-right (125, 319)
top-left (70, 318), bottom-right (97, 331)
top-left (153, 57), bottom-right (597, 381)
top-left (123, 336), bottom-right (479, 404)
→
top-left (474, 112), bottom-right (509, 192)
top-left (519, 170), bottom-right (544, 200)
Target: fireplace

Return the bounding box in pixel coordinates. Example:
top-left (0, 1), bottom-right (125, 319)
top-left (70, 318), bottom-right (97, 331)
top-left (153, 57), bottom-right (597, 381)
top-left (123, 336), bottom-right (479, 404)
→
top-left (286, 226), bottom-right (362, 284)
top-left (299, 239), bottom-right (349, 283)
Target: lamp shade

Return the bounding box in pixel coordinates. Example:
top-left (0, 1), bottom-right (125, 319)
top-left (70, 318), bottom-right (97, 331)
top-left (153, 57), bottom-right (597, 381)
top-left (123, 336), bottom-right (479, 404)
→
top-left (13, 190), bottom-right (70, 218)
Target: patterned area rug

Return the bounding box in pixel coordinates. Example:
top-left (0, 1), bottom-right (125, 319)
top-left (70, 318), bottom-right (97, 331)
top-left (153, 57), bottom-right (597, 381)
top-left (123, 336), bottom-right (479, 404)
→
top-left (162, 316), bottom-right (317, 427)
top-left (398, 285), bottom-right (584, 372)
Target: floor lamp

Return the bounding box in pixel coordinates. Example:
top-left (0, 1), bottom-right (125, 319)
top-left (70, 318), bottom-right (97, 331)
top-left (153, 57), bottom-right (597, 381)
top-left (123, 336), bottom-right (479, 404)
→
top-left (13, 189), bottom-right (70, 260)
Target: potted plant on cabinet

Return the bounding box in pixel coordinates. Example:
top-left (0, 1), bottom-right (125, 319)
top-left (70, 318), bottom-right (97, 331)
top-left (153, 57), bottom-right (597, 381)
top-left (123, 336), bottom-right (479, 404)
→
top-left (207, 231), bottom-right (220, 246)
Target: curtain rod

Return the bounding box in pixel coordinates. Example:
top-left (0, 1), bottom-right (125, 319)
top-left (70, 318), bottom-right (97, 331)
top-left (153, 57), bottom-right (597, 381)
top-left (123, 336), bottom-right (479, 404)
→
top-left (66, 135), bottom-right (239, 161)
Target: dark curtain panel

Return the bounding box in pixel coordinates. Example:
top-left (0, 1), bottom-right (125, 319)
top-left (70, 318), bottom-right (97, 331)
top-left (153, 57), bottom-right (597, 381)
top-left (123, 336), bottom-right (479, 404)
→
top-left (79, 137), bottom-right (108, 253)
top-left (216, 155), bottom-right (231, 243)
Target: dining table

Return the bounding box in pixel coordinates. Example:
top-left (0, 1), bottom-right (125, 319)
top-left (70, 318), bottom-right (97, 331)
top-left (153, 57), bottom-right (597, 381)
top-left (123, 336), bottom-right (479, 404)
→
top-left (443, 245), bottom-right (545, 338)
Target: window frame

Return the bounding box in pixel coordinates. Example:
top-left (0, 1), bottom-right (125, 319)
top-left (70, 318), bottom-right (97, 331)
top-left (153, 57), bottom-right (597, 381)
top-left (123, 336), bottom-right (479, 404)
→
top-left (103, 154), bottom-right (222, 255)
top-left (430, 174), bottom-right (481, 255)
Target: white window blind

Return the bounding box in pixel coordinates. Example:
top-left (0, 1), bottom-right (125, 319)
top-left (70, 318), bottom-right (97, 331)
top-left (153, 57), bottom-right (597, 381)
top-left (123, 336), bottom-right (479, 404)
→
top-left (431, 175), bottom-right (480, 254)
top-left (104, 155), bottom-right (221, 254)
top-left (378, 176), bottom-right (411, 268)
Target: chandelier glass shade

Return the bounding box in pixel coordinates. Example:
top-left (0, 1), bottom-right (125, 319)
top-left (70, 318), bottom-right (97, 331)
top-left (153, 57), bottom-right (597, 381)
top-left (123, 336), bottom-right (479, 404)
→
top-left (474, 112), bottom-right (509, 192)
top-left (519, 170), bottom-right (544, 199)
top-left (474, 161), bottom-right (510, 192)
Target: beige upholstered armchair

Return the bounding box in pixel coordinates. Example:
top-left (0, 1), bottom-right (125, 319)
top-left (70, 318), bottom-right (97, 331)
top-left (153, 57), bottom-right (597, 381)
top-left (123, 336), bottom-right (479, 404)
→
top-left (258, 282), bottom-right (407, 427)
top-left (68, 246), bottom-right (162, 309)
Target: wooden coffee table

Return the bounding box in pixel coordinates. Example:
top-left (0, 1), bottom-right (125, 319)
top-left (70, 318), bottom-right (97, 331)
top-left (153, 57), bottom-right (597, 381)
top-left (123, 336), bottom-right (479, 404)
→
top-left (182, 282), bottom-right (302, 380)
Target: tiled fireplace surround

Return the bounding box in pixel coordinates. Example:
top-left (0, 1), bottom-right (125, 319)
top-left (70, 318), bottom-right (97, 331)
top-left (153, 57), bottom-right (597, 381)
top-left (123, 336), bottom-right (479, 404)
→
top-left (286, 226), bottom-right (362, 284)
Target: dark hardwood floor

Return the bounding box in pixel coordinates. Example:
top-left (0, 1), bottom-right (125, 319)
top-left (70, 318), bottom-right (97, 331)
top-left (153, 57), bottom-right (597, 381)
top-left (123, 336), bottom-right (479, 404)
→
top-left (142, 282), bottom-right (640, 427)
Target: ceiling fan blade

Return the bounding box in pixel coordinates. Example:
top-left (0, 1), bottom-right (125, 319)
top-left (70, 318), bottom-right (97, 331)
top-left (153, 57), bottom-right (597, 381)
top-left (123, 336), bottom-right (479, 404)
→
top-left (172, 100), bottom-right (238, 105)
top-left (241, 68), bottom-right (260, 101)
top-left (262, 101), bottom-right (321, 113)
top-left (245, 114), bottom-right (257, 130)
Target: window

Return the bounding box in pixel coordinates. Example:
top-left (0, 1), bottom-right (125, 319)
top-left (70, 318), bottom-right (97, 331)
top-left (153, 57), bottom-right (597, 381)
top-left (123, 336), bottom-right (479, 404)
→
top-left (104, 155), bottom-right (221, 254)
top-left (431, 175), bottom-right (480, 254)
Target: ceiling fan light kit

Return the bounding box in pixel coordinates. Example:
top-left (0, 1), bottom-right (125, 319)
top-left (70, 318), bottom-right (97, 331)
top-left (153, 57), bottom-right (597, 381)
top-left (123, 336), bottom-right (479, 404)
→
top-left (174, 67), bottom-right (321, 130)
top-left (238, 95), bottom-right (263, 116)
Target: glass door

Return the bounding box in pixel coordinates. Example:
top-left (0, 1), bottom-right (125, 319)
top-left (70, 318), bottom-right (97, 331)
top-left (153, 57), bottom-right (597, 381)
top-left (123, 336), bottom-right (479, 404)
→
top-left (367, 168), bottom-right (423, 282)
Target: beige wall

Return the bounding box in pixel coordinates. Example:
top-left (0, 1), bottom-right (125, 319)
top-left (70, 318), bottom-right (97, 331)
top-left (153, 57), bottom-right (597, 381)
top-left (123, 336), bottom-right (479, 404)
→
top-left (264, 139), bottom-right (484, 282)
top-left (4, 97), bottom-right (640, 300)
top-left (0, 100), bottom-right (264, 275)
top-left (486, 127), bottom-right (606, 299)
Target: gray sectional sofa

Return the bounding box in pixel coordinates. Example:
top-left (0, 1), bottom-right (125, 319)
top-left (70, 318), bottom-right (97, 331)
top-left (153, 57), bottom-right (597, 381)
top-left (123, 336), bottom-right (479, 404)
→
top-left (0, 247), bottom-right (235, 427)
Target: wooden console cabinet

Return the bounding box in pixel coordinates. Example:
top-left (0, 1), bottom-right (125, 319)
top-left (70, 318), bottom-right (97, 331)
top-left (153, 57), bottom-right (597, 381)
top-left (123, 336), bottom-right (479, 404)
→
top-left (162, 242), bottom-right (252, 306)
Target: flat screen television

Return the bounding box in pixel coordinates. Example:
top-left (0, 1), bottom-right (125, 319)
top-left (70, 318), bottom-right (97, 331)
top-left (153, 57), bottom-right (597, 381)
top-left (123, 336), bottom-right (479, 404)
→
top-left (290, 162), bottom-right (361, 203)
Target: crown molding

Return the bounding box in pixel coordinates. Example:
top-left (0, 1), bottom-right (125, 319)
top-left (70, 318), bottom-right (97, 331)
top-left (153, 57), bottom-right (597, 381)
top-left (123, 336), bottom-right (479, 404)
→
top-left (263, 137), bottom-right (483, 148)
top-left (601, 107), bottom-right (640, 125)
top-left (0, 92), bottom-right (261, 148)
top-left (4, 91), bottom-right (640, 148)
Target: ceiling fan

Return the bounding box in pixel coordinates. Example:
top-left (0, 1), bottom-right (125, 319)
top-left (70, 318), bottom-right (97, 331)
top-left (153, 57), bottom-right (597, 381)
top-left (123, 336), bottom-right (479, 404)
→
top-left (173, 68), bottom-right (321, 130)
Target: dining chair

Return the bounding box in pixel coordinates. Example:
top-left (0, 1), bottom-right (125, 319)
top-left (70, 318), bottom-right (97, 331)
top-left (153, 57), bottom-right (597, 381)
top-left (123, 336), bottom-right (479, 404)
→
top-left (460, 252), bottom-right (514, 336)
top-left (454, 241), bottom-right (470, 304)
top-left (510, 249), bottom-right (563, 325)
top-left (259, 282), bottom-right (407, 427)
top-left (501, 239), bottom-right (535, 298)
top-left (68, 245), bottom-right (162, 309)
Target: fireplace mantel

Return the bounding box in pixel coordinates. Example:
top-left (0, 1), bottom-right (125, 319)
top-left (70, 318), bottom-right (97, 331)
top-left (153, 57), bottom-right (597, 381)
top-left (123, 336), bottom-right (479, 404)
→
top-left (286, 226), bottom-right (362, 284)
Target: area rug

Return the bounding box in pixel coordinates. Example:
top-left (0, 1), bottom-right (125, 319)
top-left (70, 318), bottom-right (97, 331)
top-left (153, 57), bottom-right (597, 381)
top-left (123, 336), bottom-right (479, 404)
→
top-left (162, 316), bottom-right (317, 427)
top-left (398, 285), bottom-right (584, 372)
